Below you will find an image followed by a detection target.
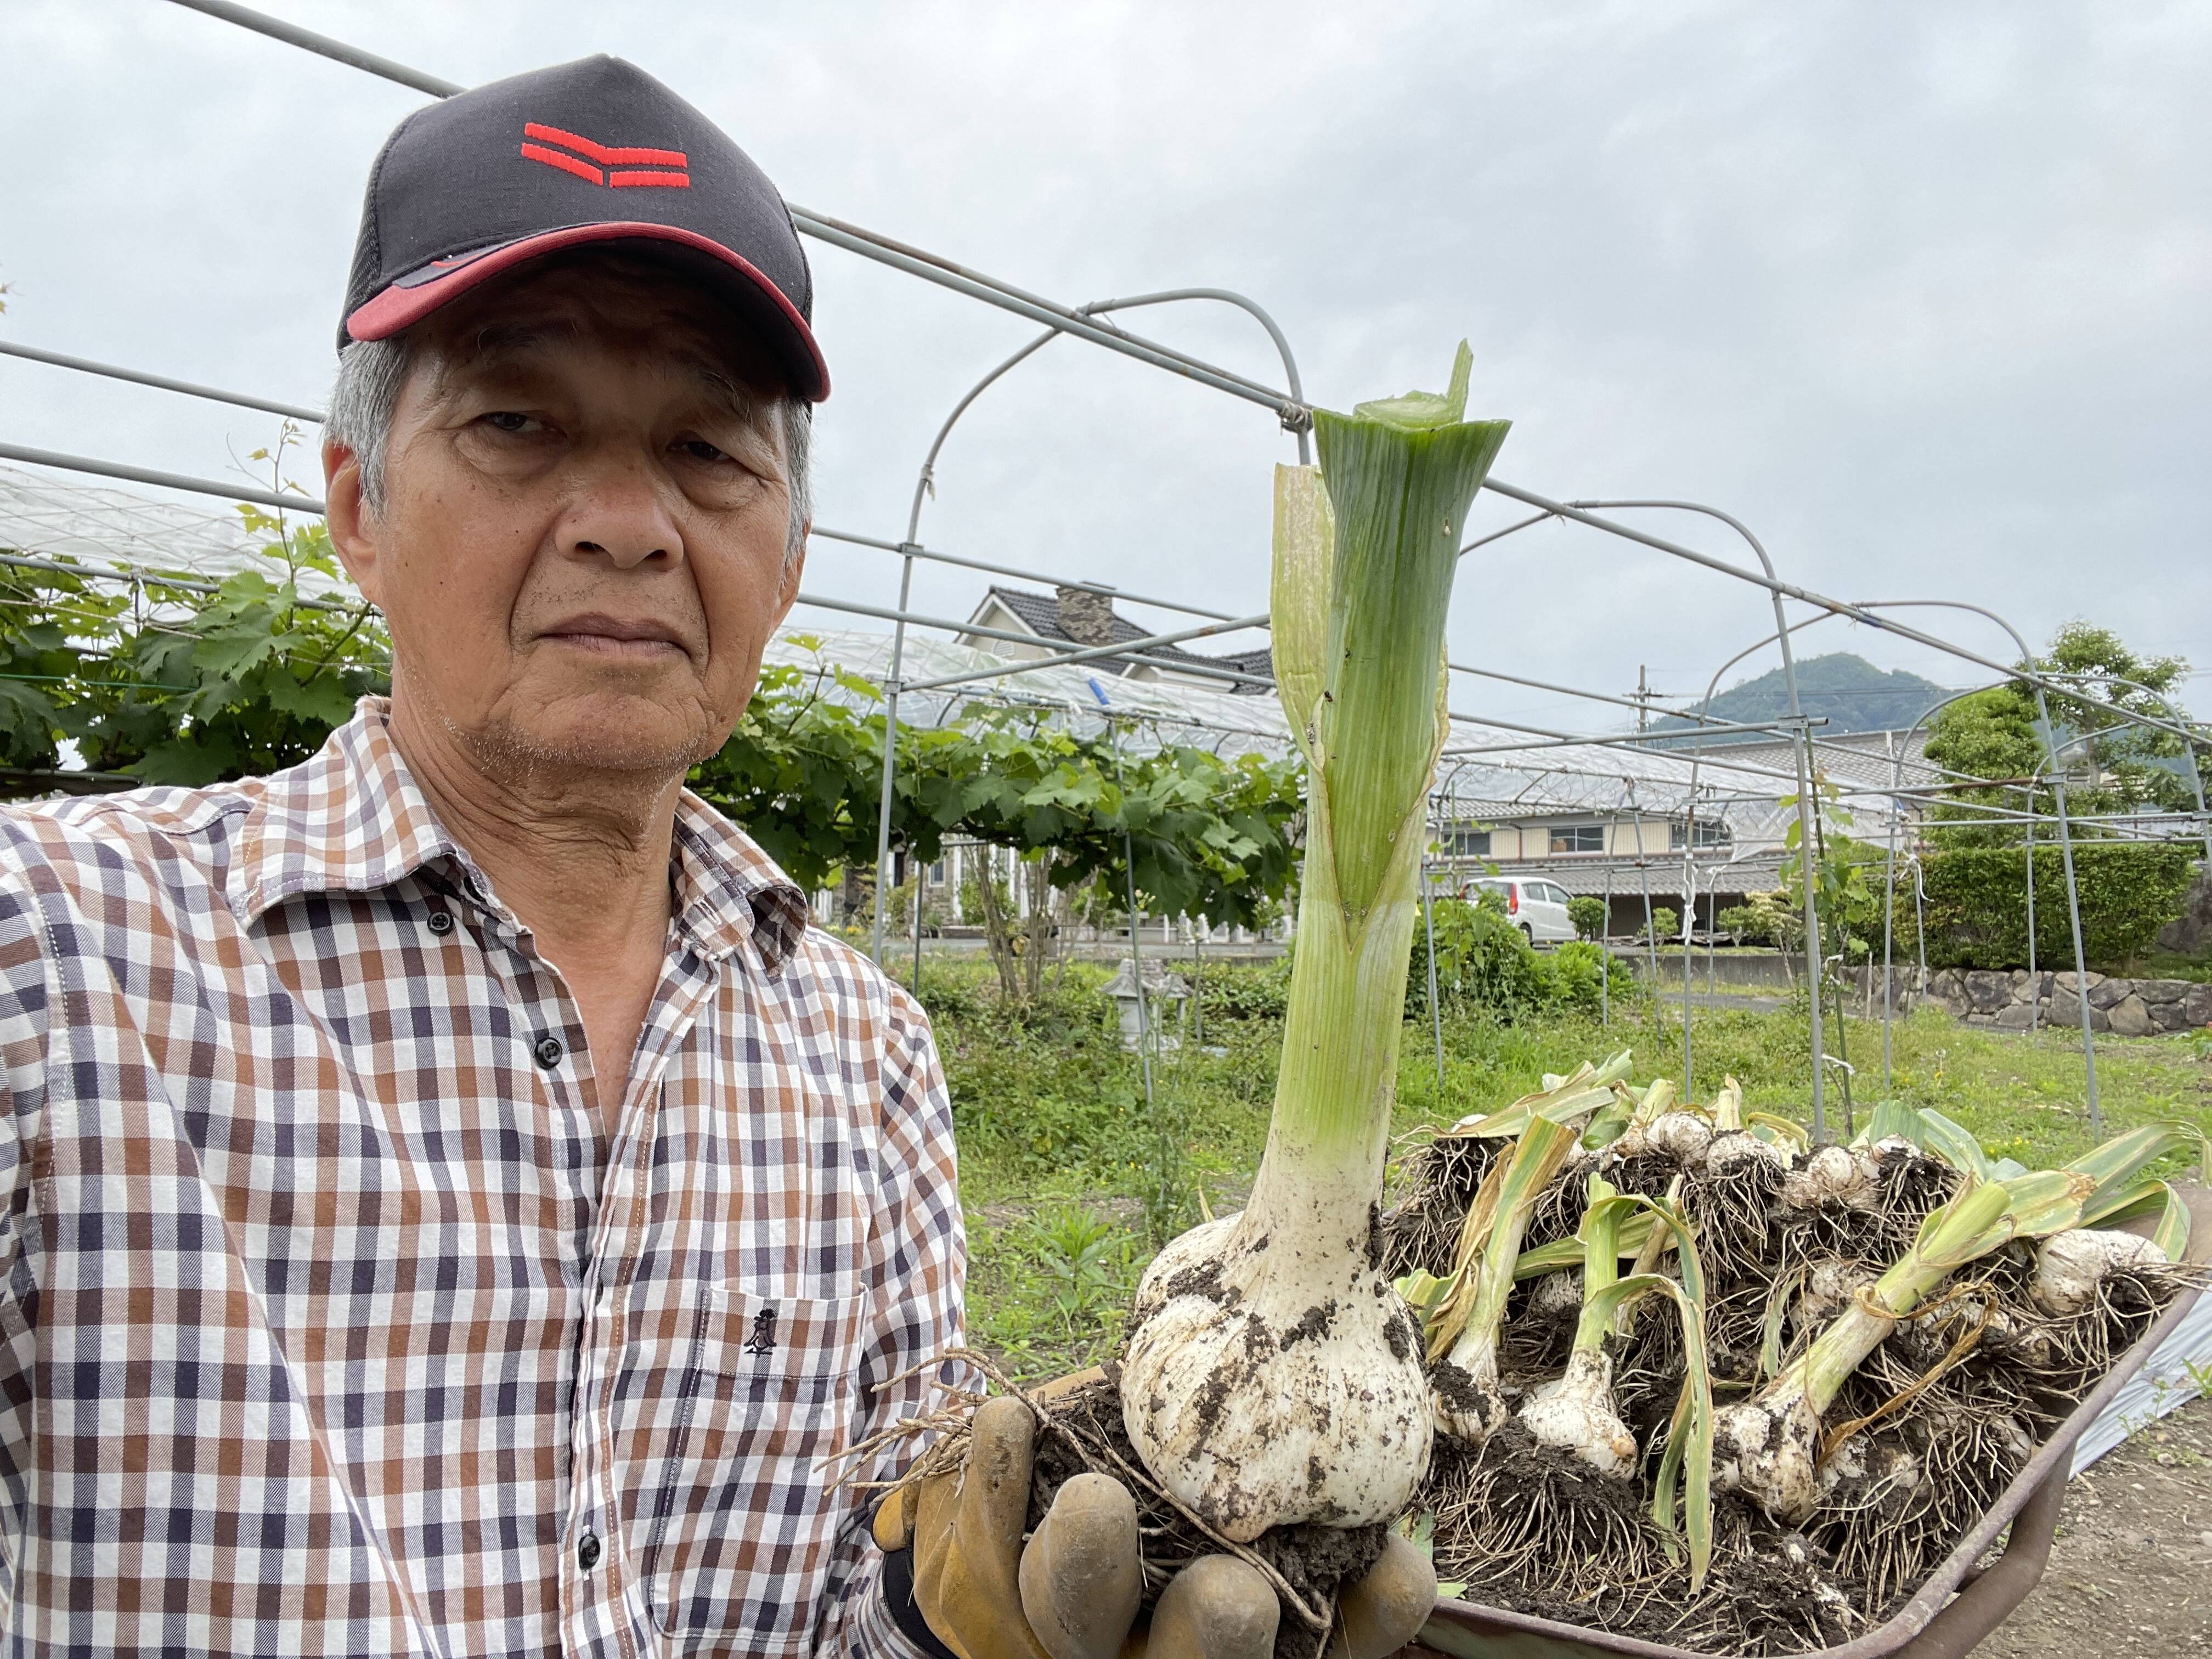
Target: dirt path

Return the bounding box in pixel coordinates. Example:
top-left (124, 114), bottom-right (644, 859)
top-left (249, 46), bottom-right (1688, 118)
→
top-left (1976, 1393), bottom-right (2212, 1657)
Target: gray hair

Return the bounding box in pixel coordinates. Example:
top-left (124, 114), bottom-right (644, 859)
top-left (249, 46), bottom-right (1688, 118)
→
top-left (329, 334), bottom-right (813, 564)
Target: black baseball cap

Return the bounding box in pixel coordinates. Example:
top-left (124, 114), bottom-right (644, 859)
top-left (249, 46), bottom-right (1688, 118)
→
top-left (340, 55), bottom-right (828, 400)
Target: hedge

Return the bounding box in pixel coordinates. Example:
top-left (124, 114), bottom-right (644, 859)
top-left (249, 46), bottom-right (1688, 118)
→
top-left (1910, 843), bottom-right (2196, 970)
top-left (1407, 898), bottom-right (1635, 1020)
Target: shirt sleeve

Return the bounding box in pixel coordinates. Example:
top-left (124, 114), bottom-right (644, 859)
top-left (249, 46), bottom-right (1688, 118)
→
top-left (0, 844), bottom-right (52, 1396)
top-left (819, 974), bottom-right (972, 1657)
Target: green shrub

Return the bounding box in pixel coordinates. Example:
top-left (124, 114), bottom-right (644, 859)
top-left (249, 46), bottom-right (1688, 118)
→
top-left (1909, 843), bottom-right (2197, 970)
top-left (932, 978), bottom-right (1153, 1174)
top-left (914, 969), bottom-right (986, 1020)
top-left (1567, 894), bottom-right (1607, 940)
top-left (1639, 905), bottom-right (1681, 943)
top-left (1408, 898), bottom-right (1549, 1018)
top-left (1549, 939), bottom-right (1635, 1014)
top-left (1408, 899), bottom-right (1635, 1021)
top-left (1716, 904), bottom-right (1769, 945)
top-left (1186, 956), bottom-right (1291, 1022)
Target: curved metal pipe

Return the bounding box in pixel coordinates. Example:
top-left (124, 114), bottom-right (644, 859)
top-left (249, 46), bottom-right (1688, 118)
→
top-left (1576, 500), bottom-right (1828, 1138)
top-left (870, 288), bottom-right (1312, 958)
top-left (907, 285), bottom-right (1312, 546)
top-left (1858, 599), bottom-right (2099, 1133)
top-left (1682, 610), bottom-right (1846, 1102)
top-left (1076, 287), bottom-right (1311, 462)
top-left (2039, 669), bottom-right (2212, 868)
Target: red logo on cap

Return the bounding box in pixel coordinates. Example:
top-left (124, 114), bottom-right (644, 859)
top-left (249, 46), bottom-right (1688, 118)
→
top-left (519, 122), bottom-right (690, 189)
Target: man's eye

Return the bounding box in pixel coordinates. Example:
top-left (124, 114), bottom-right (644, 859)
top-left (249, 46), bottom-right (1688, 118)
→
top-left (480, 411), bottom-right (538, 434)
top-left (679, 439), bottom-right (732, 464)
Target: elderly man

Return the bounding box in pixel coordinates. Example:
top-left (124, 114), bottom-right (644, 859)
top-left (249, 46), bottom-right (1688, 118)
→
top-left (0, 55), bottom-right (1431, 1659)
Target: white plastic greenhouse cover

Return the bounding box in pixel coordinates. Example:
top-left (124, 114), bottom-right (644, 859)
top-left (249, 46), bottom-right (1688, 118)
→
top-left (768, 625), bottom-right (1895, 859)
top-left (3, 459), bottom-right (1899, 856)
top-left (0, 462), bottom-right (350, 599)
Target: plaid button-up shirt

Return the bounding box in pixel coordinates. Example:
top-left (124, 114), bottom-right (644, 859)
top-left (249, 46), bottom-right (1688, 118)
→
top-left (0, 701), bottom-right (958, 1657)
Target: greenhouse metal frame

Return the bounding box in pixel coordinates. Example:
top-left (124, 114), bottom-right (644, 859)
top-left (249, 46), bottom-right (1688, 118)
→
top-left (0, 0), bottom-right (2203, 1141)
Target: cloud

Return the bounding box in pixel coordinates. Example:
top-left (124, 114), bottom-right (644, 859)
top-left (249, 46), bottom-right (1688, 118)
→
top-left (3, 0), bottom-right (2204, 733)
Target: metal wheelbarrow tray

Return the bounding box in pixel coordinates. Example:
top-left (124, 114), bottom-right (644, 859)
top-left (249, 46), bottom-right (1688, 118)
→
top-left (1411, 1279), bottom-right (2203, 1659)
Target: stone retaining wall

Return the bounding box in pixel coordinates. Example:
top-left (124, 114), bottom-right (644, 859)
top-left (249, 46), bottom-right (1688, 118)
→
top-left (1920, 967), bottom-right (2212, 1036)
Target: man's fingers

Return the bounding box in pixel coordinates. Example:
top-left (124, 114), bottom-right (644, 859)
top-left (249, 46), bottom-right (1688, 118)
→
top-left (1018, 1473), bottom-right (1142, 1659)
top-left (1144, 1556), bottom-right (1279, 1659)
top-left (912, 1397), bottom-right (1049, 1659)
top-left (910, 1466), bottom-right (977, 1659)
top-left (961, 1397), bottom-right (1042, 1558)
top-left (1328, 1534), bottom-right (1437, 1659)
top-left (872, 1482), bottom-right (917, 1553)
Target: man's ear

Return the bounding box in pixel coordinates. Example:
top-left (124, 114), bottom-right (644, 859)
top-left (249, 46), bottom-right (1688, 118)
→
top-left (323, 438), bottom-right (385, 608)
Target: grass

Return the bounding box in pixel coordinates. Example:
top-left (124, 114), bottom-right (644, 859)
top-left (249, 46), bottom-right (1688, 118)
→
top-left (2113, 950), bottom-right (2212, 985)
top-left (915, 961), bottom-right (2212, 1381)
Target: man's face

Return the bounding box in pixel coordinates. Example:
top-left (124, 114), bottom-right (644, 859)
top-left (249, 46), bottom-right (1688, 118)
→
top-left (325, 253), bottom-right (805, 781)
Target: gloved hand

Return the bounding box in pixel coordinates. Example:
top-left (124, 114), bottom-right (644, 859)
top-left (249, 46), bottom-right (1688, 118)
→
top-left (873, 1393), bottom-right (1436, 1659)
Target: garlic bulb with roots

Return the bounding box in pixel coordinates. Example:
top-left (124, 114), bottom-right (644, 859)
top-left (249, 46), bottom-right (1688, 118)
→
top-left (1713, 1365), bottom-right (1832, 1523)
top-left (1719, 1168), bottom-right (2096, 1523)
top-left (2032, 1227), bottom-right (2168, 1315)
top-left (1645, 1111), bottom-right (1716, 1165)
top-left (1120, 1198), bottom-right (1432, 1542)
top-left (1706, 1129), bottom-right (1794, 1177)
top-left (1526, 1268), bottom-right (1584, 1324)
top-left (1119, 353), bottom-right (1508, 1542)
top-left (1519, 1347), bottom-right (1638, 1474)
top-left (1512, 1176), bottom-right (1713, 1516)
top-left (1781, 1144), bottom-right (1880, 1211)
top-left (1800, 1258), bottom-right (1876, 1323)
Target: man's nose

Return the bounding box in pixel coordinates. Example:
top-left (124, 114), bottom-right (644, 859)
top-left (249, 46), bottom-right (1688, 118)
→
top-left (561, 453), bottom-right (686, 571)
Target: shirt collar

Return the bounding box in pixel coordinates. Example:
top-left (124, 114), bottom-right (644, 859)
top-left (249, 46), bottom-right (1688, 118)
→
top-left (228, 698), bottom-right (810, 973)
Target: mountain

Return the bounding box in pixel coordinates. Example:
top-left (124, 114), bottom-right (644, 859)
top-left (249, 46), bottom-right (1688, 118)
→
top-left (1642, 653), bottom-right (1950, 746)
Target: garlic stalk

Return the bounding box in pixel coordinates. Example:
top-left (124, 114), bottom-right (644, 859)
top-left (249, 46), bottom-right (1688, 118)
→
top-left (1119, 347), bottom-right (1509, 1542)
top-left (1516, 1175), bottom-right (1716, 1584)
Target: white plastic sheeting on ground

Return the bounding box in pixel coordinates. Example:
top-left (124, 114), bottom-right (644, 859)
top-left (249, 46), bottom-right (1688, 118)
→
top-left (2073, 1292), bottom-right (2212, 1473)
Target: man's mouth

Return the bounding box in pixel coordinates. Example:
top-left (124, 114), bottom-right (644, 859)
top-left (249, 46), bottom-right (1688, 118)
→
top-left (540, 613), bottom-right (692, 660)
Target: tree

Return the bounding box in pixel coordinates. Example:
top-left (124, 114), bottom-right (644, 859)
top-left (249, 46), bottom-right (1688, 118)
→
top-left (1923, 622), bottom-right (2205, 851)
top-left (2036, 622), bottom-right (2198, 816)
top-left (1923, 685), bottom-right (2041, 850)
top-left (1566, 894), bottom-right (1607, 941)
top-left (685, 645), bottom-right (1305, 939)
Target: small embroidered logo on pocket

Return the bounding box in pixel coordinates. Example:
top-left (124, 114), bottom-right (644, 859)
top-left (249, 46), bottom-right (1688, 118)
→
top-left (744, 1307), bottom-right (779, 1357)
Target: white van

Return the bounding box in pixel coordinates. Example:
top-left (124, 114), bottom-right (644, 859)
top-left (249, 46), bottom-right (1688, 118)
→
top-left (1467, 877), bottom-right (1577, 946)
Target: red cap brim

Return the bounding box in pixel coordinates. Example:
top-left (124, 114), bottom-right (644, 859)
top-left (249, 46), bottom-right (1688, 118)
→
top-left (343, 221), bottom-right (829, 401)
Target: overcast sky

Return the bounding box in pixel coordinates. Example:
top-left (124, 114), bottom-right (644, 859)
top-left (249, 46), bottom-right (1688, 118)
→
top-left (5, 1), bottom-right (2207, 737)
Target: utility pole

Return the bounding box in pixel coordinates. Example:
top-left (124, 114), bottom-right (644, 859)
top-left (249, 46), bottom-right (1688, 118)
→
top-left (1627, 665), bottom-right (1665, 735)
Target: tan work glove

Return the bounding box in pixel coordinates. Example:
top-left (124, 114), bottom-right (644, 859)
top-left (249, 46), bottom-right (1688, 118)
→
top-left (873, 1393), bottom-right (1436, 1659)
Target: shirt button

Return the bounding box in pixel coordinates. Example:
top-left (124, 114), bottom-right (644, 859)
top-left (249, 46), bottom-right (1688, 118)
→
top-left (426, 910), bottom-right (455, 936)
top-left (534, 1035), bottom-right (566, 1069)
top-left (578, 1531), bottom-right (601, 1571)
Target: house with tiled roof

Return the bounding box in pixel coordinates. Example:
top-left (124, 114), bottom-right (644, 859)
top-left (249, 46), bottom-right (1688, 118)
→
top-left (960, 584), bottom-right (1274, 695)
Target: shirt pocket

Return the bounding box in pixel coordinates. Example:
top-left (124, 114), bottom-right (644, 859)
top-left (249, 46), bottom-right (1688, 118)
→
top-left (644, 1285), bottom-right (866, 1652)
